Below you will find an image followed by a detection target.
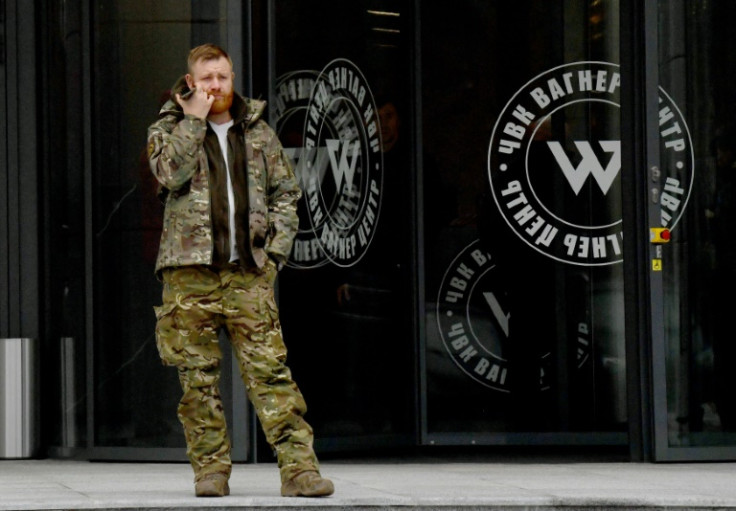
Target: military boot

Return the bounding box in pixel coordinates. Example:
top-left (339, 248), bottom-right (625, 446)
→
top-left (195, 473), bottom-right (230, 497)
top-left (281, 470), bottom-right (334, 497)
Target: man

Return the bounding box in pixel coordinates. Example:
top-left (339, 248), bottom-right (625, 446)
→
top-left (147, 43), bottom-right (334, 498)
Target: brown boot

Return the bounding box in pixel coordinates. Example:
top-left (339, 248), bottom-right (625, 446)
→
top-left (281, 470), bottom-right (334, 497)
top-left (195, 473), bottom-right (230, 497)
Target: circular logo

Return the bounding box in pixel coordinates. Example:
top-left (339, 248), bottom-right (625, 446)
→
top-left (274, 70), bottom-right (330, 269)
top-left (487, 61), bottom-right (693, 266)
top-left (301, 59), bottom-right (383, 267)
top-left (436, 240), bottom-right (591, 392)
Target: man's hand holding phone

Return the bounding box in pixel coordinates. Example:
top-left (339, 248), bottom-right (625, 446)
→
top-left (176, 84), bottom-right (215, 120)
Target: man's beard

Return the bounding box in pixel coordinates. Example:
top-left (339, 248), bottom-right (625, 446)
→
top-left (210, 90), bottom-right (234, 115)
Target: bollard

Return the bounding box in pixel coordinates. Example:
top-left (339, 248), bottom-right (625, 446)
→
top-left (0, 338), bottom-right (40, 458)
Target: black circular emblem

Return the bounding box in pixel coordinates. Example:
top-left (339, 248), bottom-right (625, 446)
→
top-left (487, 61), bottom-right (693, 266)
top-left (436, 240), bottom-right (592, 391)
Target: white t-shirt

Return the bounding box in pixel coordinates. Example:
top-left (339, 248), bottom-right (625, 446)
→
top-left (208, 119), bottom-right (239, 263)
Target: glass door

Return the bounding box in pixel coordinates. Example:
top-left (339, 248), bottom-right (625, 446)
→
top-left (269, 0), bottom-right (417, 453)
top-left (42, 0), bottom-right (252, 461)
top-left (88, 0), bottom-right (250, 460)
top-left (648, 0), bottom-right (736, 461)
top-left (421, 1), bottom-right (628, 446)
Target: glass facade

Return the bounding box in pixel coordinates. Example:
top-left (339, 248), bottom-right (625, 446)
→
top-left (18, 0), bottom-right (736, 461)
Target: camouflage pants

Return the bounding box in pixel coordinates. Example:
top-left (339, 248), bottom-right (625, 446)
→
top-left (154, 263), bottom-right (319, 483)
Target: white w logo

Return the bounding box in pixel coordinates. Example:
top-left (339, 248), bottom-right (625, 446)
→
top-left (547, 140), bottom-right (621, 195)
top-left (284, 146), bottom-right (330, 190)
top-left (326, 139), bottom-right (360, 192)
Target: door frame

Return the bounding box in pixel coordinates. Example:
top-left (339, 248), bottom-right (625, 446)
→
top-left (620, 0), bottom-right (657, 463)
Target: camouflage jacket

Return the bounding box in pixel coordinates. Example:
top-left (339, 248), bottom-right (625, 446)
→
top-left (147, 85), bottom-right (301, 275)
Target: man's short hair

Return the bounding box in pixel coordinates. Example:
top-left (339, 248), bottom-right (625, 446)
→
top-left (187, 43), bottom-right (232, 72)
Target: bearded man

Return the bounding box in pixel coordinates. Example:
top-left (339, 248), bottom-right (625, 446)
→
top-left (147, 43), bottom-right (333, 499)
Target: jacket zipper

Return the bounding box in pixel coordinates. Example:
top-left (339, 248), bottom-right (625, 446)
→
top-left (205, 149), bottom-right (215, 265)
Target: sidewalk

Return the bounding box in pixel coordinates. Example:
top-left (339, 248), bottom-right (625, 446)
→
top-left (2, 458), bottom-right (736, 510)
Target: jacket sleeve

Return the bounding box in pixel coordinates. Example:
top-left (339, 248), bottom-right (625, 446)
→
top-left (263, 123), bottom-right (302, 267)
top-left (147, 114), bottom-right (207, 192)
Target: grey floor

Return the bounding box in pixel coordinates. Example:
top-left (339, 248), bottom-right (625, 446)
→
top-left (3, 458), bottom-right (736, 510)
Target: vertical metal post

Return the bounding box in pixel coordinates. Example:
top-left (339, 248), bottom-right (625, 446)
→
top-left (3, 0), bottom-right (39, 338)
top-left (407, 0), bottom-right (422, 447)
top-left (228, 0), bottom-right (258, 463)
top-left (82, 0), bottom-right (95, 453)
top-left (61, 337), bottom-right (77, 448)
top-left (641, 0), bottom-right (670, 463)
top-left (0, 0), bottom-right (8, 339)
top-left (620, 0), bottom-right (659, 461)
top-left (413, 0), bottom-right (429, 445)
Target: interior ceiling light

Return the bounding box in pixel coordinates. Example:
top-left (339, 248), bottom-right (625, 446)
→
top-left (367, 9), bottom-right (400, 17)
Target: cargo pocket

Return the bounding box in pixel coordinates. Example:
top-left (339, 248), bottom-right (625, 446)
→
top-left (153, 302), bottom-right (180, 367)
top-left (262, 289), bottom-right (287, 362)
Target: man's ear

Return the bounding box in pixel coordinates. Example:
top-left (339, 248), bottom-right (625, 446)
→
top-left (185, 74), bottom-right (194, 90)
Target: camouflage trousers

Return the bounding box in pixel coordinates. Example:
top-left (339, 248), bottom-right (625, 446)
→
top-left (153, 263), bottom-right (319, 483)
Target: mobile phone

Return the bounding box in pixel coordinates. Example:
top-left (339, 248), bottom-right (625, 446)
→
top-left (179, 87), bottom-right (196, 100)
